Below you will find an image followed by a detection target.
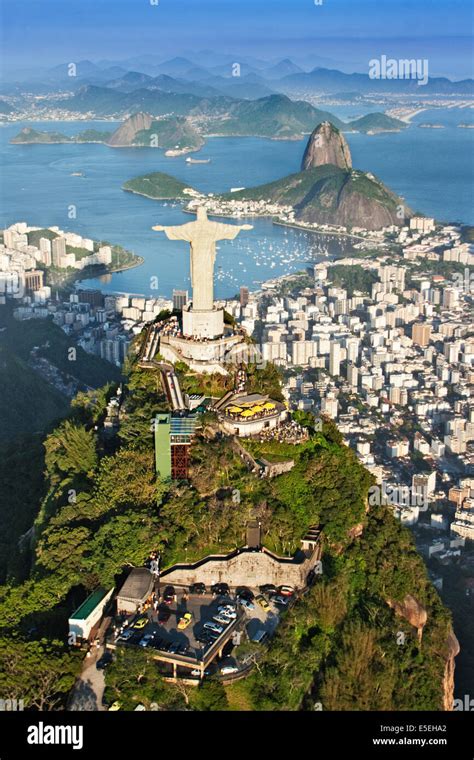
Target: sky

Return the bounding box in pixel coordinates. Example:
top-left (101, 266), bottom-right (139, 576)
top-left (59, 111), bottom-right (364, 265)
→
top-left (1, 0), bottom-right (473, 79)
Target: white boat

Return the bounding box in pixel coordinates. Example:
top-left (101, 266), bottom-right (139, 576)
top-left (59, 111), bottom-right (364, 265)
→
top-left (185, 157), bottom-right (211, 164)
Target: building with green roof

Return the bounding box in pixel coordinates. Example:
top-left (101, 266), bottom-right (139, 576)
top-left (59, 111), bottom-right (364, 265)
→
top-left (68, 587), bottom-right (114, 642)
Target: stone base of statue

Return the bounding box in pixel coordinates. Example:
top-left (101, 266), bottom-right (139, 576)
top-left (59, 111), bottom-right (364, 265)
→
top-left (160, 329), bottom-right (245, 376)
top-left (182, 303), bottom-right (224, 340)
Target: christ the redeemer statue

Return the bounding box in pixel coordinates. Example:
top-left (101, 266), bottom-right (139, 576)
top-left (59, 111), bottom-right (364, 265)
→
top-left (153, 207), bottom-right (253, 312)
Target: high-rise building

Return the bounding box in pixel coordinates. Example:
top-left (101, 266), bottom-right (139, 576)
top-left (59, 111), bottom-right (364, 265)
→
top-left (443, 288), bottom-right (459, 309)
top-left (321, 395), bottom-right (338, 419)
top-left (346, 362), bottom-right (358, 389)
top-left (39, 237), bottom-right (52, 266)
top-left (410, 216), bottom-right (435, 233)
top-left (329, 341), bottom-right (341, 376)
top-left (24, 269), bottom-right (44, 292)
top-left (412, 322), bottom-right (432, 347)
top-left (240, 286), bottom-right (249, 307)
top-left (77, 289), bottom-right (104, 308)
top-left (172, 289), bottom-right (188, 311)
top-left (51, 237), bottom-right (66, 267)
top-left (444, 341), bottom-right (460, 363)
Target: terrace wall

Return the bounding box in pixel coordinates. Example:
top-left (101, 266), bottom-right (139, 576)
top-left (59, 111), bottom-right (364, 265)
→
top-left (160, 544), bottom-right (321, 590)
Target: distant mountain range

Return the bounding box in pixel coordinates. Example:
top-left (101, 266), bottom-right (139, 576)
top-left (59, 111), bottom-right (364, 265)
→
top-left (278, 66), bottom-right (474, 95)
top-left (2, 56), bottom-right (472, 99)
top-left (10, 99), bottom-right (407, 153)
top-left (53, 89), bottom-right (405, 138)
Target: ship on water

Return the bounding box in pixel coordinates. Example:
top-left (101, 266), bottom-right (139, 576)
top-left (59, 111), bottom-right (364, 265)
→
top-left (185, 157), bottom-right (211, 164)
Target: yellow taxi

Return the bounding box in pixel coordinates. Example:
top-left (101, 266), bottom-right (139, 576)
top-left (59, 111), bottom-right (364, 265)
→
top-left (177, 612), bottom-right (193, 630)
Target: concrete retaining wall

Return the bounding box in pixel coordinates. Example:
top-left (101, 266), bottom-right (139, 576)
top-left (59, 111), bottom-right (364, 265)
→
top-left (160, 545), bottom-right (321, 590)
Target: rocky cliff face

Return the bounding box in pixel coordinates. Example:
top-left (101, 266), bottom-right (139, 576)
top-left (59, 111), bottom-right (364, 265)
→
top-left (387, 593), bottom-right (460, 710)
top-left (387, 594), bottom-right (428, 642)
top-left (295, 167), bottom-right (410, 230)
top-left (107, 112), bottom-right (153, 147)
top-left (301, 121), bottom-right (352, 171)
top-left (442, 630), bottom-right (461, 711)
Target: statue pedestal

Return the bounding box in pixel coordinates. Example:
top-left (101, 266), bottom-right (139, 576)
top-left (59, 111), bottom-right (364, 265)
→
top-left (182, 304), bottom-right (224, 340)
top-left (160, 332), bottom-right (244, 375)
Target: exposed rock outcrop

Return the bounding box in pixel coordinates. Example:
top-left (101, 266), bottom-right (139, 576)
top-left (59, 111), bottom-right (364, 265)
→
top-left (442, 630), bottom-right (461, 711)
top-left (387, 594), bottom-right (428, 642)
top-left (301, 121), bottom-right (352, 171)
top-left (387, 594), bottom-right (460, 710)
top-left (107, 112), bottom-right (153, 147)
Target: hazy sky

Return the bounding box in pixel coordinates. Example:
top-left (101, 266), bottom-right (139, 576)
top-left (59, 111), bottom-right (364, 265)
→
top-left (1, 0), bottom-right (473, 78)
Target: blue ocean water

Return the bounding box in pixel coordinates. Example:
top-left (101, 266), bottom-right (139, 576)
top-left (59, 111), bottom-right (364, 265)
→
top-left (0, 108), bottom-right (472, 298)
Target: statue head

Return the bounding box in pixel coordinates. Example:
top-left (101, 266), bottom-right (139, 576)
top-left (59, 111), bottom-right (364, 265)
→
top-left (196, 207), bottom-right (208, 222)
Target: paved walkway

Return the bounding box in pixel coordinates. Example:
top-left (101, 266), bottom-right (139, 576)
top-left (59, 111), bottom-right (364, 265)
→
top-left (69, 617), bottom-right (112, 711)
top-left (69, 644), bottom-right (106, 711)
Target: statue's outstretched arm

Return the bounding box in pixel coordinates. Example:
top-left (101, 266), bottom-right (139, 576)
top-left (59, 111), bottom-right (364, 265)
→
top-left (152, 224), bottom-right (193, 241)
top-left (214, 222), bottom-right (254, 240)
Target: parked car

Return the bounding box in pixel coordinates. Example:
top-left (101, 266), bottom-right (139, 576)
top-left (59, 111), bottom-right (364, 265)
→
top-left (220, 665), bottom-right (239, 675)
top-left (96, 652), bottom-right (112, 670)
top-left (189, 583), bottom-right (206, 595)
top-left (191, 668), bottom-right (211, 677)
top-left (237, 596), bottom-right (254, 610)
top-left (256, 594), bottom-right (271, 612)
top-left (150, 637), bottom-right (166, 650)
top-left (218, 606), bottom-right (237, 620)
top-left (162, 586), bottom-right (176, 605)
top-left (108, 701), bottom-right (121, 711)
top-left (139, 633), bottom-right (155, 648)
top-left (203, 621), bottom-right (224, 635)
top-left (132, 616), bottom-right (148, 630)
top-left (236, 586), bottom-right (254, 600)
top-left (196, 631), bottom-right (215, 645)
top-left (259, 584), bottom-right (277, 596)
top-left (177, 612), bottom-right (193, 630)
top-left (158, 605), bottom-right (171, 623)
top-left (118, 629), bottom-right (134, 641)
top-left (212, 614), bottom-right (230, 626)
top-left (272, 594), bottom-right (289, 606)
top-left (251, 629), bottom-right (269, 645)
top-left (278, 585), bottom-right (294, 597)
top-left (211, 582), bottom-right (230, 596)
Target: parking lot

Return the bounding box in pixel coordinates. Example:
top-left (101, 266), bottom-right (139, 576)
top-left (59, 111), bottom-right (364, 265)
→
top-left (108, 583), bottom-right (292, 677)
top-left (111, 587), bottom-right (239, 659)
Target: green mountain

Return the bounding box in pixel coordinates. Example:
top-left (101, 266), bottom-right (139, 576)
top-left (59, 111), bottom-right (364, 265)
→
top-left (205, 94), bottom-right (344, 138)
top-left (347, 112), bottom-right (407, 133)
top-left (0, 343), bottom-right (69, 440)
top-left (0, 310), bottom-right (121, 443)
top-left (223, 163), bottom-right (412, 229)
top-left (10, 127), bottom-right (111, 144)
top-left (10, 127), bottom-right (73, 144)
top-left (122, 119), bottom-right (412, 230)
top-left (75, 128), bottom-right (113, 142)
top-left (56, 87), bottom-right (344, 138)
top-left (0, 353), bottom-right (457, 711)
top-left (55, 84), bottom-right (228, 117)
top-left (122, 171), bottom-right (195, 199)
top-left (130, 116), bottom-right (204, 152)
top-left (11, 114), bottom-right (203, 152)
top-left (223, 123), bottom-right (413, 230)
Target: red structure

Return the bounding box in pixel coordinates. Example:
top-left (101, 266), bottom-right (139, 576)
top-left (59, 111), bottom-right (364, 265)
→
top-left (171, 444), bottom-right (189, 480)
